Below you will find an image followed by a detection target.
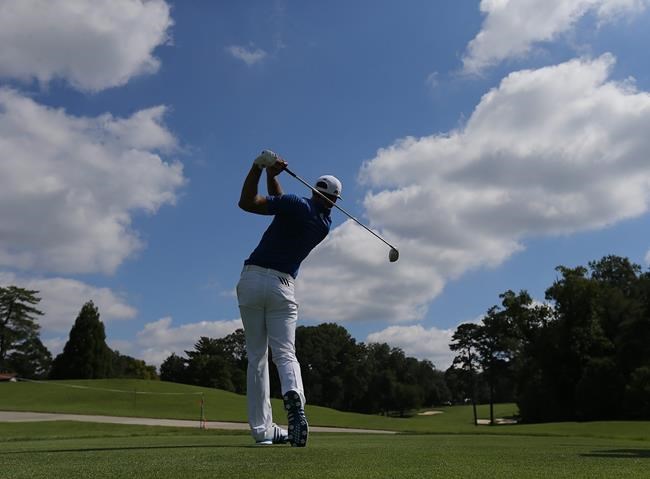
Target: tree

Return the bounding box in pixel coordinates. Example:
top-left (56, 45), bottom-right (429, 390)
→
top-left (8, 335), bottom-right (52, 379)
top-left (185, 337), bottom-right (234, 390)
top-left (160, 330), bottom-right (248, 393)
top-left (476, 304), bottom-right (520, 425)
top-left (507, 256), bottom-right (650, 422)
top-left (160, 353), bottom-right (188, 383)
top-left (296, 323), bottom-right (364, 411)
top-left (415, 359), bottom-right (451, 407)
top-left (449, 323), bottom-right (481, 425)
top-left (50, 301), bottom-right (113, 379)
top-left (112, 351), bottom-right (158, 380)
top-left (624, 366), bottom-right (650, 419)
top-left (0, 287), bottom-right (44, 372)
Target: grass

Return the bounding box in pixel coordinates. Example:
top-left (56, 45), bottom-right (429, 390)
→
top-left (1, 380), bottom-right (648, 439)
top-left (1, 379), bottom-right (649, 478)
top-left (1, 421), bottom-right (649, 479)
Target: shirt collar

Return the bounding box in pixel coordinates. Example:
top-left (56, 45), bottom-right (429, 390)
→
top-left (308, 196), bottom-right (331, 217)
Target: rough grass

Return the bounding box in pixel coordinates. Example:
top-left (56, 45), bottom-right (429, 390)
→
top-left (1, 380), bottom-right (649, 440)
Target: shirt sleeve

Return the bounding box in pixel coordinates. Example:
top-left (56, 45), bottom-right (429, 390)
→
top-left (266, 194), bottom-right (305, 216)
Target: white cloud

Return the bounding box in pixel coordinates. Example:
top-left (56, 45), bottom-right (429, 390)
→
top-left (297, 54), bottom-right (650, 325)
top-left (131, 317), bottom-right (243, 366)
top-left (297, 220), bottom-right (443, 323)
top-left (463, 0), bottom-right (650, 73)
top-left (645, 250), bottom-right (650, 265)
top-left (426, 71), bottom-right (439, 89)
top-left (42, 337), bottom-right (66, 357)
top-left (367, 324), bottom-right (456, 370)
top-left (0, 89), bottom-right (185, 275)
top-left (226, 45), bottom-right (268, 66)
top-left (0, 271), bottom-right (136, 333)
top-left (0, 0), bottom-right (172, 91)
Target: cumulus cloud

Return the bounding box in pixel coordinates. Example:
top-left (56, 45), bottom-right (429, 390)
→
top-left (226, 45), bottom-right (268, 66)
top-left (0, 0), bottom-right (172, 91)
top-left (0, 271), bottom-right (136, 333)
top-left (130, 317), bottom-right (243, 366)
top-left (367, 324), bottom-right (456, 370)
top-left (0, 89), bottom-right (185, 275)
top-left (297, 54), bottom-right (650, 324)
top-left (463, 0), bottom-right (649, 73)
top-left (297, 221), bottom-right (442, 323)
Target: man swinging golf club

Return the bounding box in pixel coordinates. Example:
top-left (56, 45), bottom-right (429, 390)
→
top-left (237, 149), bottom-right (342, 447)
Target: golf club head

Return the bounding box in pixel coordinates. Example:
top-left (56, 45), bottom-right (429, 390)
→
top-left (389, 248), bottom-right (399, 262)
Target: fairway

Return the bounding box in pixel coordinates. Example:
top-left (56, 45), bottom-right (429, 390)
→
top-left (1, 421), bottom-right (649, 479)
top-left (2, 380), bottom-right (648, 438)
top-left (2, 380), bottom-right (649, 478)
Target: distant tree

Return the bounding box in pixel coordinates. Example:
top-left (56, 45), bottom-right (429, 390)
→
top-left (8, 335), bottom-right (52, 379)
top-left (449, 323), bottom-right (481, 425)
top-left (575, 356), bottom-right (624, 420)
top-left (624, 366), bottom-right (650, 419)
top-left (50, 301), bottom-right (113, 379)
top-left (158, 323), bottom-right (449, 416)
top-left (160, 353), bottom-right (188, 383)
top-left (160, 330), bottom-right (248, 393)
top-left (506, 255), bottom-right (650, 422)
top-left (112, 351), bottom-right (158, 380)
top-left (476, 305), bottom-right (519, 425)
top-left (415, 359), bottom-right (451, 407)
top-left (185, 337), bottom-right (233, 390)
top-left (0, 287), bottom-right (44, 372)
top-left (296, 323), bottom-right (364, 411)
top-left (216, 329), bottom-right (247, 393)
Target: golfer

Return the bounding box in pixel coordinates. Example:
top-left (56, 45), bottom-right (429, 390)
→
top-left (237, 150), bottom-right (342, 447)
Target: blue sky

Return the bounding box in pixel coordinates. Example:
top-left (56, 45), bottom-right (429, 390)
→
top-left (2, 0), bottom-right (650, 370)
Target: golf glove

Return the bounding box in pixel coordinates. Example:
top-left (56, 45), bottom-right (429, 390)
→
top-left (254, 150), bottom-right (279, 169)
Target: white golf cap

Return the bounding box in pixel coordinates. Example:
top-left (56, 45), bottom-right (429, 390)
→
top-left (314, 175), bottom-right (343, 199)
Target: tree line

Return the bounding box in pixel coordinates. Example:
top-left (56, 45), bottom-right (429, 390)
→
top-left (448, 255), bottom-right (650, 423)
top-left (161, 323), bottom-right (450, 416)
top-left (3, 254), bottom-right (648, 422)
top-left (2, 286), bottom-right (450, 416)
top-left (0, 289), bottom-right (156, 380)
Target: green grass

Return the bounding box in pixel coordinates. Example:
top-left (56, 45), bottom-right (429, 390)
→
top-left (1, 421), bottom-right (648, 479)
top-left (1, 379), bottom-right (649, 478)
top-left (1, 379), bottom-right (649, 440)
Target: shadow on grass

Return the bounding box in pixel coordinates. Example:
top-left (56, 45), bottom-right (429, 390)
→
top-left (0, 443), bottom-right (279, 454)
top-left (581, 449), bottom-right (650, 459)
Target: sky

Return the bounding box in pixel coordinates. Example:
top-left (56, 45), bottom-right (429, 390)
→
top-left (2, 0), bottom-right (650, 371)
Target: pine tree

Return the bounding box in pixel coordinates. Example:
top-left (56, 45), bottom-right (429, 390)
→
top-left (0, 286), bottom-right (44, 372)
top-left (50, 301), bottom-right (113, 379)
top-left (8, 336), bottom-right (52, 378)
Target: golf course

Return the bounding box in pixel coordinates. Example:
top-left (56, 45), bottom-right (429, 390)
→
top-left (1, 379), bottom-right (648, 478)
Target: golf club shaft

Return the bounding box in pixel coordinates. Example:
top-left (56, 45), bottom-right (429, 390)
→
top-left (284, 167), bottom-right (397, 251)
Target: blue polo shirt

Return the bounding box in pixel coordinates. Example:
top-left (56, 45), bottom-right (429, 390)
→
top-left (244, 194), bottom-right (332, 278)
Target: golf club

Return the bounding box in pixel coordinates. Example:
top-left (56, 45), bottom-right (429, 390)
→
top-left (283, 167), bottom-right (399, 263)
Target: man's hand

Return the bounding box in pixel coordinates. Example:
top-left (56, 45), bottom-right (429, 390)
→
top-left (254, 150), bottom-right (280, 169)
top-left (267, 158), bottom-right (287, 177)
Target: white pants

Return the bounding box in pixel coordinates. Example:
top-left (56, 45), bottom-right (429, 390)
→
top-left (236, 265), bottom-right (305, 441)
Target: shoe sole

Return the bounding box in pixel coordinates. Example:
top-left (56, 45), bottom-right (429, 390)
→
top-left (284, 391), bottom-right (308, 447)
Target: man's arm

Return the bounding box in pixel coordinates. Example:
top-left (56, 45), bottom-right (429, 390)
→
top-left (266, 162), bottom-right (284, 197)
top-left (266, 165), bottom-right (284, 196)
top-left (238, 158), bottom-right (287, 214)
